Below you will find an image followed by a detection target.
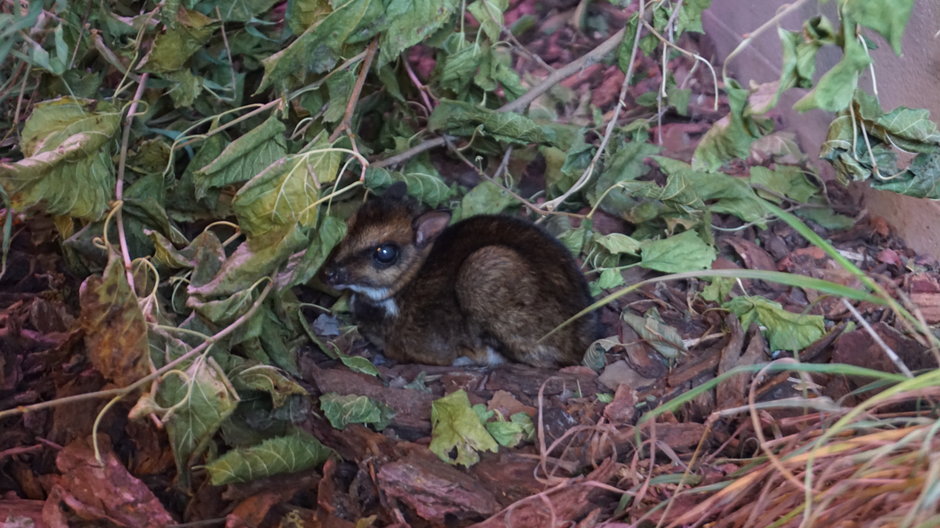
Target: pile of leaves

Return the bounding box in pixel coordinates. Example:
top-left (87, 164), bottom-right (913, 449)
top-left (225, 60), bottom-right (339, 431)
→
top-left (1, 0), bottom-right (939, 526)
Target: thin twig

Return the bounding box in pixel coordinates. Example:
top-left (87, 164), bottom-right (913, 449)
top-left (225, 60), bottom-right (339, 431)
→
top-left (500, 27), bottom-right (625, 114)
top-left (540, 12), bottom-right (642, 212)
top-left (402, 54), bottom-right (434, 114)
top-left (174, 99), bottom-right (283, 151)
top-left (841, 298), bottom-right (913, 378)
top-left (721, 0), bottom-right (815, 80)
top-left (329, 37), bottom-right (379, 143)
top-left (115, 73), bottom-right (150, 290)
top-left (0, 279), bottom-right (274, 421)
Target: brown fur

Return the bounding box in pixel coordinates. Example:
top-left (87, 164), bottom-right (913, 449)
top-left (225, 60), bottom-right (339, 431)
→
top-left (324, 183), bottom-right (599, 367)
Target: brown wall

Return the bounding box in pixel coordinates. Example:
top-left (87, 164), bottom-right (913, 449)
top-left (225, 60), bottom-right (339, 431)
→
top-left (703, 1), bottom-right (940, 257)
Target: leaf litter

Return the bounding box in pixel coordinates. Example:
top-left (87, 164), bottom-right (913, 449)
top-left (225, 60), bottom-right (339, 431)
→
top-left (1, 0), bottom-right (939, 527)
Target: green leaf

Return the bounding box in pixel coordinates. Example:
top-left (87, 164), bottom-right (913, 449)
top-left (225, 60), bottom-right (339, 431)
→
top-left (870, 152), bottom-right (940, 199)
top-left (676, 0), bottom-right (711, 34)
top-left (640, 230), bottom-right (716, 273)
top-left (231, 364), bottom-right (307, 408)
top-left (320, 393), bottom-right (395, 430)
top-left (195, 115), bottom-right (287, 198)
top-left (594, 233), bottom-right (641, 256)
top-left (204, 429), bottom-right (333, 485)
top-left (379, 0), bottom-right (460, 66)
top-left (428, 99), bottom-right (556, 146)
top-left (285, 0), bottom-right (333, 35)
top-left (594, 268), bottom-right (625, 291)
top-left (189, 283), bottom-right (258, 327)
top-left (189, 223), bottom-right (308, 298)
top-left (323, 69), bottom-right (355, 123)
top-left (591, 140), bottom-right (659, 214)
top-left (213, 0), bottom-right (279, 22)
top-left (468, 0), bottom-right (507, 41)
top-left (700, 277), bottom-right (734, 303)
top-left (724, 296), bottom-right (825, 351)
top-left (484, 411), bottom-right (533, 448)
top-left (557, 220), bottom-right (591, 256)
top-left (655, 157), bottom-right (767, 225)
top-left (794, 206), bottom-right (855, 230)
top-left (794, 21), bottom-right (871, 112)
top-left (749, 165), bottom-right (818, 204)
top-left (289, 214), bottom-right (347, 287)
top-left (853, 91), bottom-right (940, 153)
top-left (233, 134), bottom-right (339, 238)
top-left (140, 9), bottom-right (216, 73)
top-left (692, 81), bottom-right (770, 171)
top-left (430, 390), bottom-right (498, 467)
top-left (453, 181), bottom-right (512, 220)
top-left (842, 0), bottom-right (914, 55)
top-left (621, 310), bottom-right (687, 359)
top-left (776, 26), bottom-right (819, 94)
top-left (158, 356), bottom-right (240, 484)
top-left (397, 164), bottom-right (454, 208)
top-left (439, 40), bottom-right (484, 96)
top-left (0, 97), bottom-right (120, 220)
top-left (258, 0), bottom-right (385, 91)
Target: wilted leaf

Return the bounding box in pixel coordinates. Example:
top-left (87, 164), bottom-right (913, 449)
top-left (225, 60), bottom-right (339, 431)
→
top-left (428, 99), bottom-right (556, 145)
top-left (621, 310), bottom-right (687, 359)
top-left (379, 0), bottom-right (460, 66)
top-left (0, 97), bottom-right (120, 220)
top-left (258, 0), bottom-right (385, 91)
top-left (204, 429), bottom-right (333, 485)
top-left (140, 9), bottom-right (216, 73)
top-left (700, 277), bottom-right (735, 303)
top-left (693, 81), bottom-right (770, 171)
top-left (231, 365), bottom-right (307, 408)
top-left (79, 253), bottom-right (150, 386)
top-left (749, 165), bottom-right (818, 204)
top-left (195, 115), bottom-right (287, 198)
top-left (453, 180), bottom-right (512, 220)
top-left (594, 233), bottom-right (641, 256)
top-left (794, 33), bottom-right (870, 112)
top-left (286, 0), bottom-right (333, 34)
top-left (189, 223), bottom-right (307, 298)
top-left (157, 356), bottom-right (239, 484)
top-left (871, 152), bottom-right (940, 199)
top-left (843, 0), bottom-right (914, 55)
top-left (640, 230), bottom-right (716, 273)
top-left (724, 296), bottom-right (825, 351)
top-left (289, 214), bottom-right (347, 287)
top-left (430, 390), bottom-right (498, 467)
top-left (794, 206), bottom-right (856, 230)
top-left (233, 139), bottom-right (339, 237)
top-left (484, 411), bottom-right (533, 447)
top-left (320, 393), bottom-right (395, 430)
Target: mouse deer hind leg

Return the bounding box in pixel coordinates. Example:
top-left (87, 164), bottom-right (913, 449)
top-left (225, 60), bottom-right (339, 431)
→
top-left (456, 245), bottom-right (569, 367)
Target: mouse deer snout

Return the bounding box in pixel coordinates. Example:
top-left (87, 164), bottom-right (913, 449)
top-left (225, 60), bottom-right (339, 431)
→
top-left (323, 265), bottom-right (347, 287)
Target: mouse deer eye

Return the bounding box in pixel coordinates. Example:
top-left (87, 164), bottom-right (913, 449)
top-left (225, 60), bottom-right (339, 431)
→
top-left (372, 244), bottom-right (400, 267)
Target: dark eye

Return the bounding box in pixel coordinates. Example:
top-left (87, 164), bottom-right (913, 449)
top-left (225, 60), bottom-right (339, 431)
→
top-left (372, 244), bottom-right (400, 266)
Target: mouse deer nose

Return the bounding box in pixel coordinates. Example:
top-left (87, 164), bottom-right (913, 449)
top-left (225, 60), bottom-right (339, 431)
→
top-left (324, 266), bottom-right (345, 286)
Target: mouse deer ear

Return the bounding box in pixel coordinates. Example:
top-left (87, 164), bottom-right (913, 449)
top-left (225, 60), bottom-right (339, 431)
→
top-left (382, 181), bottom-right (409, 200)
top-left (413, 211), bottom-right (451, 248)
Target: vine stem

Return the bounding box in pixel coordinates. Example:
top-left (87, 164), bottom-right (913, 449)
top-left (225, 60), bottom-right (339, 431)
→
top-left (329, 37), bottom-right (379, 143)
top-left (115, 72), bottom-right (150, 290)
top-left (372, 26), bottom-right (627, 169)
top-left (720, 0), bottom-right (815, 81)
top-left (541, 4), bottom-right (645, 213)
top-left (0, 279), bottom-right (275, 421)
